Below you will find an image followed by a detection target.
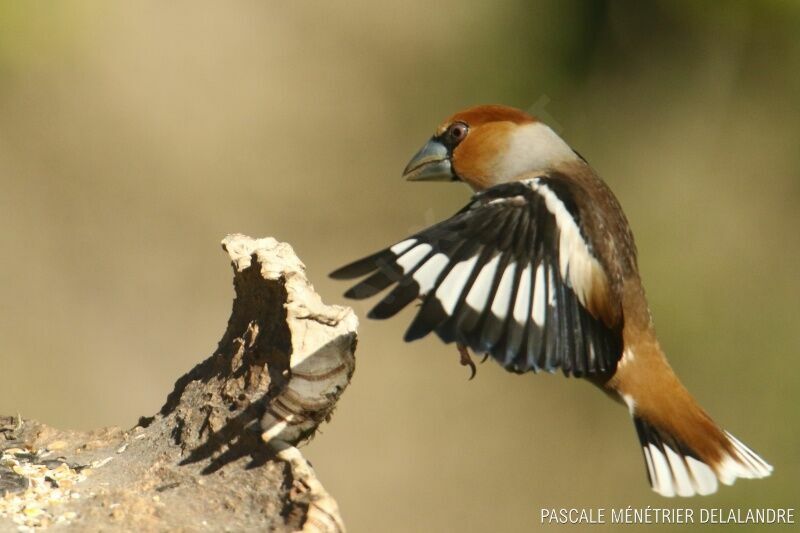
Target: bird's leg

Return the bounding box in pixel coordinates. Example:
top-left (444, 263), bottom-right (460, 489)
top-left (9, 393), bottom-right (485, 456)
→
top-left (457, 343), bottom-right (477, 380)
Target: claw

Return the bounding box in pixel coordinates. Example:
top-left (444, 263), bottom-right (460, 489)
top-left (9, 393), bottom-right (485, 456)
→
top-left (457, 344), bottom-right (477, 380)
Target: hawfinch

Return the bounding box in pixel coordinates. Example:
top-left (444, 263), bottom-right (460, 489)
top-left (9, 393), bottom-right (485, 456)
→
top-left (331, 104), bottom-right (772, 497)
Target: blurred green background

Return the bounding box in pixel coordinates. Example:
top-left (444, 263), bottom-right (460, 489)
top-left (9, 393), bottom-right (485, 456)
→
top-left (1, 1), bottom-right (798, 531)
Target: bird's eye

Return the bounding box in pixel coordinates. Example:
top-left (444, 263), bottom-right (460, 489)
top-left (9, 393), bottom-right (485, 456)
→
top-left (447, 122), bottom-right (468, 143)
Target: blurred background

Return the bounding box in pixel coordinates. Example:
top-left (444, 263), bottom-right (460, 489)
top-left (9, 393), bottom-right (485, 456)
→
top-left (1, 1), bottom-right (798, 531)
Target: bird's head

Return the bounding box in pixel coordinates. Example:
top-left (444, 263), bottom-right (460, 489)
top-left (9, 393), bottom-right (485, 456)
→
top-left (402, 104), bottom-right (580, 191)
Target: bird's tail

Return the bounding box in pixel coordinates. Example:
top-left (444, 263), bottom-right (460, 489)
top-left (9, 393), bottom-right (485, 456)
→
top-left (631, 409), bottom-right (773, 497)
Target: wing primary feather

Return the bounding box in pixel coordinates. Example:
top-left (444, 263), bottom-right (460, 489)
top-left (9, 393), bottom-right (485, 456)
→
top-left (519, 203), bottom-right (544, 372)
top-left (454, 253), bottom-right (504, 349)
top-left (504, 261), bottom-right (532, 369)
top-left (523, 261), bottom-right (543, 372)
top-left (367, 281), bottom-right (422, 319)
top-left (466, 204), bottom-right (526, 353)
top-left (367, 247), bottom-right (434, 319)
top-left (330, 249), bottom-right (392, 279)
top-left (581, 310), bottom-right (597, 372)
top-left (543, 263), bottom-right (561, 372)
top-left (471, 252), bottom-right (513, 353)
top-left (344, 268), bottom-right (400, 299)
top-left (534, 204), bottom-right (558, 371)
top-left (435, 246), bottom-right (496, 344)
top-left (557, 268), bottom-right (577, 376)
top-left (588, 318), bottom-right (606, 373)
top-left (404, 239), bottom-right (480, 342)
top-left (464, 195), bottom-right (519, 353)
top-left (497, 204), bottom-right (533, 368)
top-left (570, 292), bottom-right (586, 377)
top-left (484, 263), bottom-right (518, 365)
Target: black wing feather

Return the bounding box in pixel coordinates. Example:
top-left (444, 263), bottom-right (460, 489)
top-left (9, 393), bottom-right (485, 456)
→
top-left (330, 250), bottom-right (390, 279)
top-left (366, 247), bottom-right (434, 319)
top-left (344, 269), bottom-right (399, 299)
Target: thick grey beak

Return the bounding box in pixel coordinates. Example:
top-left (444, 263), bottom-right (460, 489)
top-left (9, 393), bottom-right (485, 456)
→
top-left (402, 138), bottom-right (454, 181)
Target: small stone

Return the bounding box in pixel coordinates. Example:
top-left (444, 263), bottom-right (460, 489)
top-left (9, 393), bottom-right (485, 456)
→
top-left (40, 460), bottom-right (66, 470)
top-left (46, 441), bottom-right (68, 451)
top-left (22, 504), bottom-right (43, 517)
top-left (2, 448), bottom-right (26, 456)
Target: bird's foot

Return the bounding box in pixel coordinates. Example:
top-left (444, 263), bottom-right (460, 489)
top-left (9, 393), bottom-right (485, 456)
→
top-left (457, 344), bottom-right (477, 380)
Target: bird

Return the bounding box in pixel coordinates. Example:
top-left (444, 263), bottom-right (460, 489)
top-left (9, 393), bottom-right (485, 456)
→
top-left (330, 104), bottom-right (772, 497)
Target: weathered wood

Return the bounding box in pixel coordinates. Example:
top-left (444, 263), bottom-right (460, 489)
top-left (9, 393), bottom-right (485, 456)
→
top-left (0, 235), bottom-right (357, 532)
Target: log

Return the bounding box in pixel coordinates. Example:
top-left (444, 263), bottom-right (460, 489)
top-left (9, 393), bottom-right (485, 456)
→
top-left (0, 235), bottom-right (357, 532)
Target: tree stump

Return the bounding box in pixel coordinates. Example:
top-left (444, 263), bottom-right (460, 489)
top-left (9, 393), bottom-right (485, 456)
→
top-left (0, 235), bottom-right (357, 532)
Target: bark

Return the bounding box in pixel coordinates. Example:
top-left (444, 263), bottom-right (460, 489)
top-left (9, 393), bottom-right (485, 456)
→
top-left (0, 235), bottom-right (357, 532)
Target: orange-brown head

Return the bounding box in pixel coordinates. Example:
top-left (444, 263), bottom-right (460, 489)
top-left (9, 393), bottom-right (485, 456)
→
top-left (402, 104), bottom-right (580, 191)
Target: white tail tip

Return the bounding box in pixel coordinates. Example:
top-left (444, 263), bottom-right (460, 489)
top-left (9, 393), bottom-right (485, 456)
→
top-left (635, 418), bottom-right (772, 498)
top-left (715, 431), bottom-right (774, 485)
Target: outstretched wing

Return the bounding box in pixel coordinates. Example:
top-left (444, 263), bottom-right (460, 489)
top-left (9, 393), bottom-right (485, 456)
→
top-left (330, 176), bottom-right (622, 377)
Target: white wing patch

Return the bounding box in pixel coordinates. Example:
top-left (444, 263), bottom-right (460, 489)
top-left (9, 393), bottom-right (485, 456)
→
top-left (491, 262), bottom-right (517, 320)
top-left (436, 254), bottom-right (479, 314)
top-left (512, 263), bottom-right (532, 325)
top-left (532, 264), bottom-right (546, 326)
top-left (412, 253), bottom-right (449, 294)
top-left (390, 238), bottom-right (417, 255)
top-left (396, 243), bottom-right (432, 274)
top-left (547, 266), bottom-right (556, 307)
top-left (525, 179), bottom-right (608, 314)
top-left (465, 254), bottom-right (501, 310)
